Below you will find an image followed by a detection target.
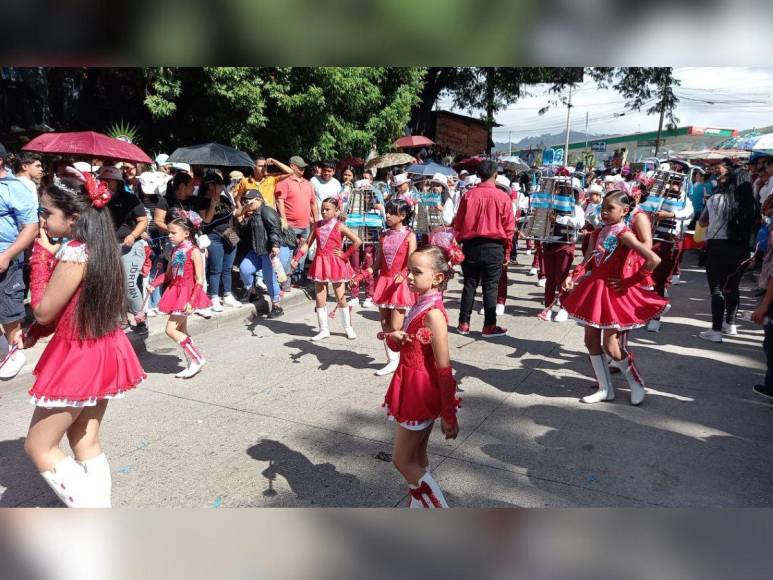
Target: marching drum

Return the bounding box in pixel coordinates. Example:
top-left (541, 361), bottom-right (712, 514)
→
top-left (523, 176), bottom-right (579, 243)
top-left (638, 170), bottom-right (687, 243)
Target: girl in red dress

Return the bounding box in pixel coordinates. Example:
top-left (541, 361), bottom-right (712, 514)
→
top-left (561, 190), bottom-right (667, 406)
top-left (381, 245), bottom-right (460, 508)
top-left (20, 169), bottom-right (146, 508)
top-left (361, 199), bottom-right (417, 376)
top-left (151, 210), bottom-right (212, 379)
top-left (292, 197), bottom-right (362, 341)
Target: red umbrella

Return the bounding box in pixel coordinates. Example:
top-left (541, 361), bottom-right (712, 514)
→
top-left (22, 131), bottom-right (153, 164)
top-left (393, 135), bottom-right (434, 149)
top-left (453, 155), bottom-right (487, 173)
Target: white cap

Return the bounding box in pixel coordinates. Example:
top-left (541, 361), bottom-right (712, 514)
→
top-left (431, 172), bottom-right (448, 183)
top-left (495, 174), bottom-right (511, 188)
top-left (587, 183), bottom-right (603, 195)
top-left (392, 173), bottom-right (410, 187)
top-left (464, 174), bottom-right (480, 186)
top-left (138, 171), bottom-right (163, 194)
top-left (511, 182), bottom-right (521, 192)
top-left (459, 169), bottom-right (469, 176)
top-left (97, 165), bottom-right (123, 182)
top-left (155, 153), bottom-right (170, 166)
top-left (354, 178), bottom-right (370, 188)
top-left (73, 161), bottom-right (92, 174)
top-left (171, 162), bottom-right (192, 173)
top-left (571, 177), bottom-right (583, 192)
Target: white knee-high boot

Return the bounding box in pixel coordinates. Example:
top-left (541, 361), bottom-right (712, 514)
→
top-left (610, 354), bottom-right (646, 405)
top-left (311, 307), bottom-right (330, 341)
top-left (376, 341), bottom-right (400, 376)
top-left (340, 306), bottom-right (356, 339)
top-left (80, 453), bottom-right (112, 508)
top-left (582, 354), bottom-right (615, 404)
top-left (39, 456), bottom-right (90, 508)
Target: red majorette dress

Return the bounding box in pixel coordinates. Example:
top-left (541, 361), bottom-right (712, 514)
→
top-left (28, 240), bottom-right (146, 408)
top-left (626, 206), bottom-right (655, 289)
top-left (561, 223), bottom-right (668, 330)
top-left (307, 218), bottom-right (354, 283)
top-left (372, 227), bottom-right (415, 310)
top-left (382, 292), bottom-right (461, 428)
top-left (157, 241), bottom-right (212, 315)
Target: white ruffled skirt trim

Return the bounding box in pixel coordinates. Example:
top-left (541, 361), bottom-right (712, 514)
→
top-left (30, 390), bottom-right (129, 408)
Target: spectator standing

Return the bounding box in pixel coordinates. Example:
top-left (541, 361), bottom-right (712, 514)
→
top-left (15, 152), bottom-right (43, 195)
top-left (311, 161), bottom-right (342, 210)
top-left (0, 144), bottom-right (39, 378)
top-left (452, 160), bottom-right (515, 337)
top-left (235, 156), bottom-right (293, 209)
top-left (275, 156), bottom-right (318, 284)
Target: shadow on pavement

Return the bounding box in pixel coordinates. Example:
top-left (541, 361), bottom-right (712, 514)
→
top-left (0, 437), bottom-right (60, 507)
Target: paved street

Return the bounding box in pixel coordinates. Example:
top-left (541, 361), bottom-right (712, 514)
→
top-left (1, 252), bottom-right (772, 508)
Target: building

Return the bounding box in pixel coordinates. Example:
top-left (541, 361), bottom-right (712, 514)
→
top-left (539, 126), bottom-right (739, 166)
top-left (429, 110), bottom-right (501, 157)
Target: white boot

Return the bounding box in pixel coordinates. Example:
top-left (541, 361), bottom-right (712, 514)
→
top-left (582, 354), bottom-right (615, 404)
top-left (610, 355), bottom-right (646, 406)
top-left (179, 337), bottom-right (206, 379)
top-left (175, 344), bottom-right (192, 378)
top-left (375, 341), bottom-right (400, 376)
top-left (311, 307), bottom-right (330, 341)
top-left (40, 456), bottom-right (90, 508)
top-left (413, 472), bottom-right (449, 508)
top-left (80, 453), bottom-right (112, 508)
top-left (340, 306), bottom-right (357, 339)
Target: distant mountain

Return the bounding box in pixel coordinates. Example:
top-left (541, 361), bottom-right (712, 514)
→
top-left (493, 130), bottom-right (613, 153)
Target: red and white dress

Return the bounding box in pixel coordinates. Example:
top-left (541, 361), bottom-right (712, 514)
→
top-left (157, 241), bottom-right (212, 315)
top-left (307, 219), bottom-right (354, 283)
top-left (28, 240), bottom-right (146, 408)
top-left (562, 223), bottom-right (668, 330)
top-left (372, 228), bottom-right (415, 310)
top-left (382, 292), bottom-right (461, 430)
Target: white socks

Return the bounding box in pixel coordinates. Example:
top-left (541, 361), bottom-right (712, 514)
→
top-left (340, 306), bottom-right (357, 340)
top-left (311, 307), bottom-right (331, 341)
top-left (40, 456), bottom-right (90, 508)
top-left (610, 355), bottom-right (646, 406)
top-left (80, 453), bottom-right (112, 508)
top-left (408, 472), bottom-right (449, 508)
top-left (582, 354), bottom-right (615, 404)
top-left (376, 341), bottom-right (400, 376)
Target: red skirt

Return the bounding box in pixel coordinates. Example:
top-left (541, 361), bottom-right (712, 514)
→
top-left (372, 275), bottom-right (415, 309)
top-left (29, 330), bottom-right (145, 406)
top-left (308, 255), bottom-right (354, 283)
top-left (562, 277), bottom-right (668, 330)
top-left (383, 365), bottom-right (442, 425)
top-left (158, 284), bottom-right (212, 314)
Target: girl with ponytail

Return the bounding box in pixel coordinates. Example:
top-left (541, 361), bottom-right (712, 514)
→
top-left (19, 167), bottom-right (146, 508)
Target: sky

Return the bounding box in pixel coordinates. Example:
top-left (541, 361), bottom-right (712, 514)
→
top-left (438, 67), bottom-right (773, 145)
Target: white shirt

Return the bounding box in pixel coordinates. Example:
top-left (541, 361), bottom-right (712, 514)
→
top-left (16, 175), bottom-right (37, 195)
top-left (758, 175), bottom-right (773, 206)
top-left (310, 176), bottom-right (342, 208)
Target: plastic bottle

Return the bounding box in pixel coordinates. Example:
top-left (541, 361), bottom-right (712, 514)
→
top-left (272, 255), bottom-right (287, 284)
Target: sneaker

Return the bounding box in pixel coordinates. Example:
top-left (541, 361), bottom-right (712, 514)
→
top-left (348, 298), bottom-right (360, 308)
top-left (362, 298), bottom-right (375, 309)
top-left (540, 310), bottom-right (553, 322)
top-left (671, 275), bottom-right (681, 285)
top-left (753, 384), bottom-right (773, 400)
top-left (181, 358), bottom-right (206, 379)
top-left (256, 278), bottom-right (268, 292)
top-left (196, 308), bottom-right (213, 319)
top-left (553, 308), bottom-right (569, 322)
top-left (146, 307), bottom-right (158, 318)
top-left (222, 293), bottom-right (241, 308)
top-left (133, 321), bottom-right (149, 337)
top-left (528, 267), bottom-right (538, 276)
top-left (457, 323), bottom-right (470, 335)
top-left (0, 350), bottom-right (26, 379)
top-left (344, 326), bottom-right (357, 340)
top-left (647, 319), bottom-right (661, 333)
top-left (482, 325), bottom-right (508, 338)
top-left (210, 296), bottom-right (224, 313)
top-left (537, 278), bottom-right (546, 288)
top-left (698, 329), bottom-right (722, 343)
top-left (269, 304), bottom-right (284, 318)
top-left (722, 322), bottom-right (738, 336)
top-left (496, 304), bottom-right (505, 316)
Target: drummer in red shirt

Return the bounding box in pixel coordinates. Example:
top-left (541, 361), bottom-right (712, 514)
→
top-left (452, 160), bottom-right (516, 337)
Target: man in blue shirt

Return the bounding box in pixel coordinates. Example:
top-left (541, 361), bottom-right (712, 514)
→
top-left (0, 143), bottom-right (39, 378)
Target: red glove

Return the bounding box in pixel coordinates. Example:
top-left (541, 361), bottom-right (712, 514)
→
top-left (29, 240), bottom-right (56, 309)
top-left (341, 245), bottom-right (358, 261)
top-left (377, 332), bottom-right (402, 352)
top-left (189, 283), bottom-right (205, 305)
top-left (436, 366), bottom-right (460, 430)
top-left (571, 263), bottom-right (588, 280)
top-left (620, 267), bottom-right (654, 289)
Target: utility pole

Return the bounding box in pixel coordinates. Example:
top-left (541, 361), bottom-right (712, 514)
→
top-left (584, 111), bottom-right (589, 151)
top-left (563, 85), bottom-right (573, 167)
top-left (654, 79), bottom-right (668, 157)
top-left (508, 130), bottom-right (512, 156)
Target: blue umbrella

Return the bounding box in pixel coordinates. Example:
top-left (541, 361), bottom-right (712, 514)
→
top-left (405, 162), bottom-right (457, 177)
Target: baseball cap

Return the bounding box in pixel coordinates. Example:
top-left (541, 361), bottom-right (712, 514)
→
top-left (392, 173), bottom-right (410, 187)
top-left (244, 189), bottom-right (262, 200)
top-left (229, 170), bottom-right (244, 181)
top-left (98, 166), bottom-right (124, 182)
top-left (155, 153), bottom-right (170, 166)
top-left (138, 171), bottom-right (163, 194)
top-left (289, 155), bottom-right (307, 168)
top-left (171, 162), bottom-right (192, 173)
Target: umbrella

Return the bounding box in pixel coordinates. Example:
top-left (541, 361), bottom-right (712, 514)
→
top-left (22, 131), bottom-right (153, 164)
top-left (405, 162), bottom-right (457, 177)
top-left (167, 143), bottom-right (254, 168)
top-left (393, 135), bottom-right (434, 149)
top-left (364, 152), bottom-right (416, 171)
top-left (453, 155), bottom-right (487, 173)
top-left (498, 155), bottom-right (529, 174)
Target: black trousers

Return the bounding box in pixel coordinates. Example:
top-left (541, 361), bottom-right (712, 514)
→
top-left (705, 239), bottom-right (749, 331)
top-left (459, 238), bottom-right (505, 327)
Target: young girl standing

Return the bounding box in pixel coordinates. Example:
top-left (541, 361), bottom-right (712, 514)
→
top-left (363, 199), bottom-right (417, 376)
top-left (291, 197), bottom-right (362, 340)
top-left (382, 245), bottom-right (460, 508)
top-left (152, 210), bottom-right (212, 378)
top-left (561, 190), bottom-right (667, 406)
top-left (21, 170), bottom-right (146, 508)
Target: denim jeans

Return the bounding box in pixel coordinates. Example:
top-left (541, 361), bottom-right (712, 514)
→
top-left (206, 232), bottom-right (237, 297)
top-left (289, 226), bottom-right (310, 279)
top-left (240, 251), bottom-right (280, 303)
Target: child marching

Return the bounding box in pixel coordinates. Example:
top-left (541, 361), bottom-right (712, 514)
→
top-left (291, 197), bottom-right (362, 340)
top-left (560, 190), bottom-right (668, 406)
top-left (382, 245), bottom-right (460, 508)
top-left (354, 198), bottom-right (417, 375)
top-left (151, 210), bottom-right (212, 378)
top-left (20, 168), bottom-right (146, 508)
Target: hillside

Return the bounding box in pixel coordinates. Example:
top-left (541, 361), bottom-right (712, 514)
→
top-left (493, 130), bottom-right (611, 152)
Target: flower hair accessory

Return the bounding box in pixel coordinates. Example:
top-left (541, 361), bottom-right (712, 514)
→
top-left (58, 166), bottom-right (113, 208)
top-left (172, 207), bottom-right (203, 231)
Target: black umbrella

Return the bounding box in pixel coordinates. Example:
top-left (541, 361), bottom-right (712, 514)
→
top-left (167, 143), bottom-right (255, 168)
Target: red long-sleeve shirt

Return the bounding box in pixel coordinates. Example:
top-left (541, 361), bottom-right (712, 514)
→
top-left (453, 182), bottom-right (516, 247)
